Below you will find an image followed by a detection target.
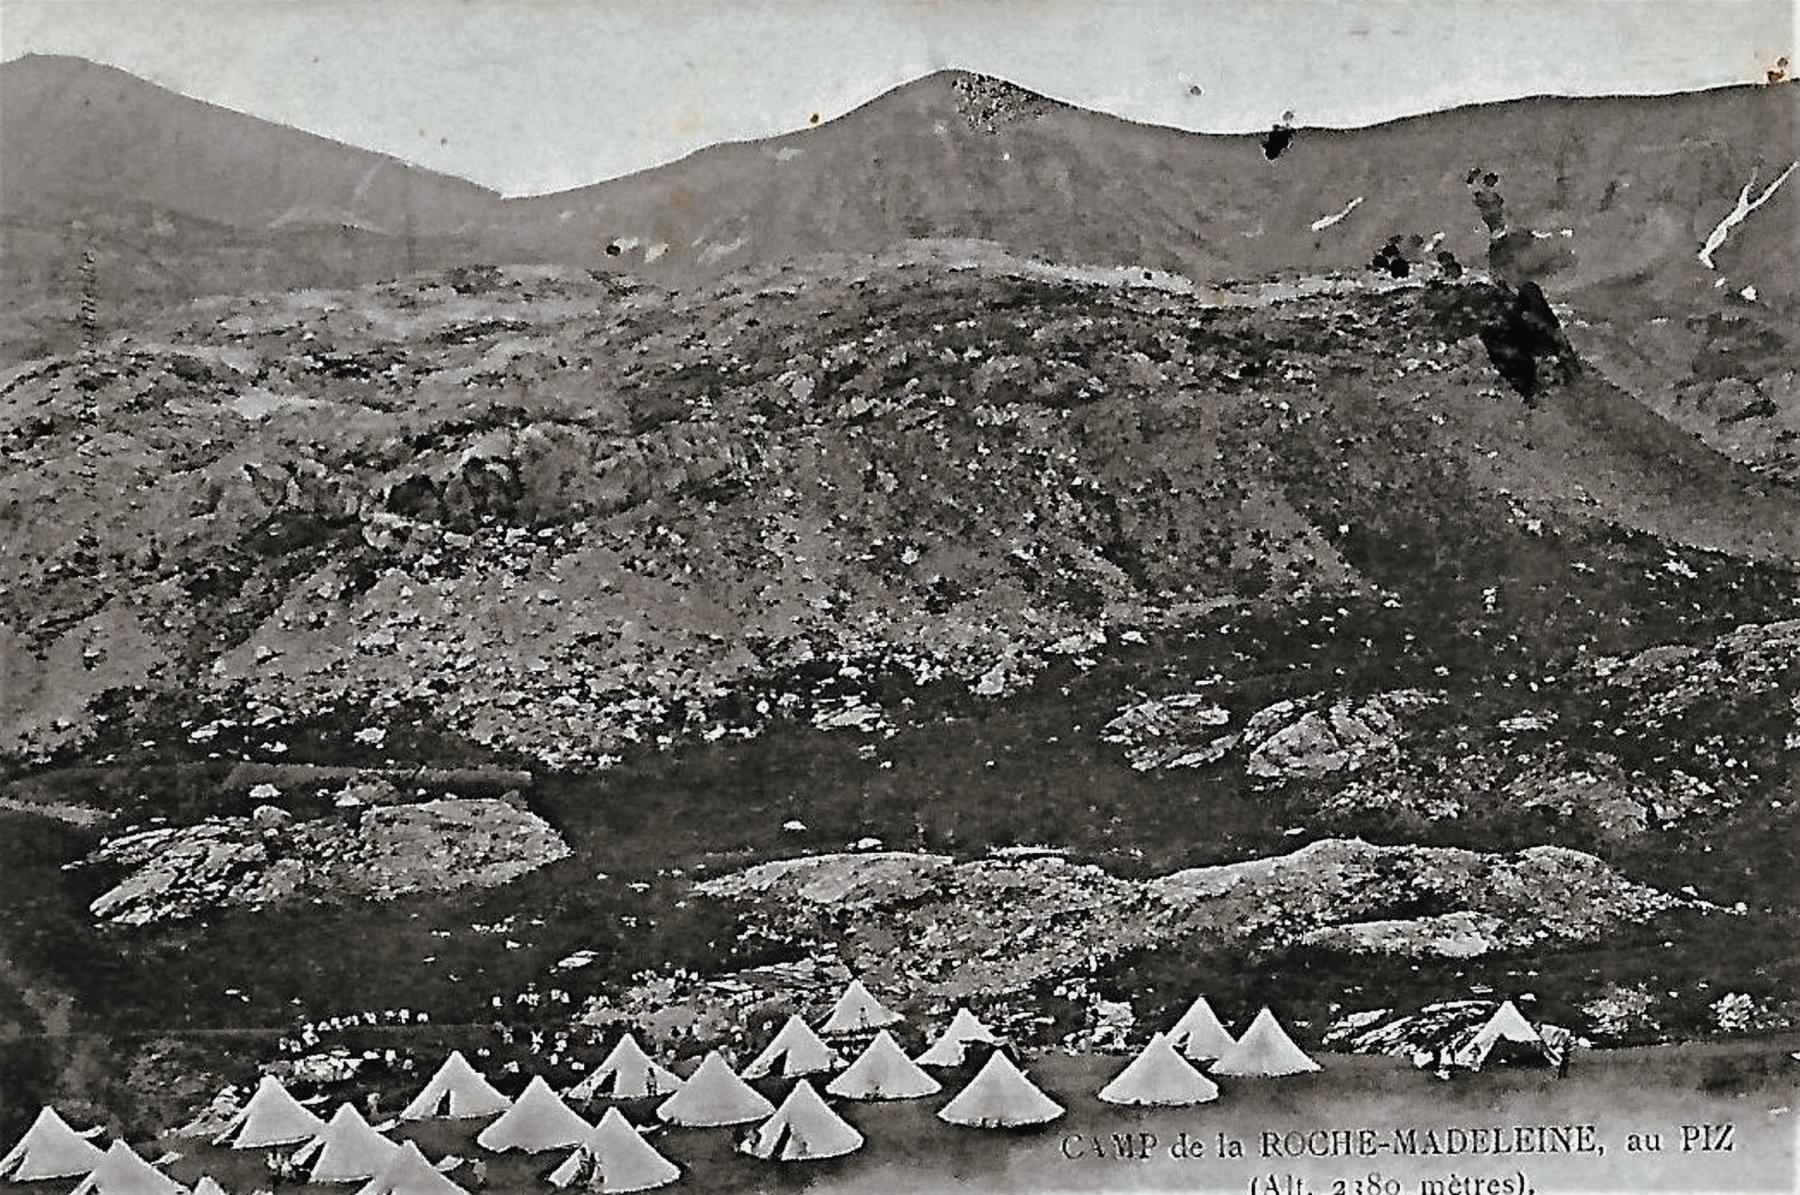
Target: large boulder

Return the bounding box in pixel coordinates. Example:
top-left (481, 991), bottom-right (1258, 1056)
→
top-left (1097, 687), bottom-right (1440, 778)
top-left (351, 798), bottom-right (571, 899)
top-left (1100, 693), bottom-right (1233, 771)
top-left (1242, 690), bottom-right (1439, 780)
top-left (1588, 619), bottom-right (1800, 724)
top-left (88, 825), bottom-right (269, 925)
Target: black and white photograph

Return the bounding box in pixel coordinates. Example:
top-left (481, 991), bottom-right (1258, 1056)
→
top-left (0, 1), bottom-right (1796, 1191)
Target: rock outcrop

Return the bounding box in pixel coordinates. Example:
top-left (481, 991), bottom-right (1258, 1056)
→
top-left (691, 839), bottom-right (1694, 1011)
top-left (1100, 694), bottom-right (1233, 771)
top-left (699, 850), bottom-right (1155, 1001)
top-left (1240, 690), bottom-right (1440, 780)
top-left (87, 798), bottom-right (570, 925)
top-left (1098, 687), bottom-right (1439, 779)
top-left (1150, 838), bottom-right (1688, 951)
top-left (1587, 618), bottom-right (1800, 726)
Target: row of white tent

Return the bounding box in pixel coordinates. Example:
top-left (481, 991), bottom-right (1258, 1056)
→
top-left (1, 985), bottom-right (1325, 1194)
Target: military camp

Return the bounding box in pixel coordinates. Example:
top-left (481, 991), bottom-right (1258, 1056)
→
top-left (6, 974), bottom-right (1796, 1193)
top-left (5, 6), bottom-right (1800, 1191)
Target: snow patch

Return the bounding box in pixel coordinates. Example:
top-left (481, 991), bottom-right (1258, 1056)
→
top-left (1699, 161), bottom-right (1799, 268)
top-left (1309, 196), bottom-right (1364, 232)
top-left (697, 234), bottom-right (749, 265)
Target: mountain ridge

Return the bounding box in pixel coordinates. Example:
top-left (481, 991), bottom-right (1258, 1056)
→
top-left (2, 55), bottom-right (1797, 484)
top-left (5, 53), bottom-right (1790, 197)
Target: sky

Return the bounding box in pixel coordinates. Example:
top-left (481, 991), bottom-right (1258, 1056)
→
top-left (1, 0), bottom-right (1793, 196)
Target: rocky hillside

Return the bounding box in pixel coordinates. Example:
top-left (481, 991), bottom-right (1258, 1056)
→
top-left (4, 59), bottom-right (1799, 1143)
top-left (5, 251), bottom-right (1796, 777)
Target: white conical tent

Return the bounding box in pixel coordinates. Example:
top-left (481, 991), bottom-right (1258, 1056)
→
top-left (1098, 1033), bottom-right (1220, 1106)
top-left (568, 1034), bottom-right (683, 1101)
top-left (475, 1076), bottom-right (591, 1153)
top-left (546, 1108), bottom-right (680, 1193)
top-left (67, 1142), bottom-right (183, 1195)
top-left (816, 979), bottom-right (903, 1035)
top-left (399, 1051), bottom-right (512, 1121)
top-left (1481, 1000), bottom-right (1540, 1042)
top-left (212, 1076), bottom-right (327, 1148)
top-left (1167, 995), bottom-right (1237, 1062)
top-left (291, 1104), bottom-right (400, 1183)
top-left (653, 1052), bottom-right (773, 1128)
top-left (825, 1030), bottom-right (941, 1100)
top-left (352, 1142), bottom-right (465, 1195)
top-left (937, 1052), bottom-right (1064, 1128)
top-left (916, 1008), bottom-right (1003, 1068)
top-left (190, 1178), bottom-right (228, 1195)
top-left (741, 1014), bottom-right (844, 1080)
top-left (0, 1106), bottom-right (106, 1181)
top-left (1456, 1001), bottom-right (1547, 1069)
top-left (738, 1080), bottom-right (864, 1162)
top-left (1210, 1008), bottom-right (1321, 1076)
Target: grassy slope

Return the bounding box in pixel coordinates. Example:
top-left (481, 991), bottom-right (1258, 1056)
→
top-left (506, 74), bottom-right (1798, 299)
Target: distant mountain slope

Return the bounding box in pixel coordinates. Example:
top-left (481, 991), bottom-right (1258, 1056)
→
top-left (3, 60), bottom-right (1795, 472)
top-left (5, 57), bottom-right (1792, 300)
top-left (503, 70), bottom-right (1800, 301)
top-left (0, 54), bottom-right (499, 234)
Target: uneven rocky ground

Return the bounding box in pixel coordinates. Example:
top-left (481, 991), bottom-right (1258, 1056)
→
top-left (1, 252), bottom-right (1798, 1137)
top-left (4, 252), bottom-right (1795, 771)
top-left (1101, 617), bottom-right (1800, 850)
top-left (676, 837), bottom-right (1690, 1023)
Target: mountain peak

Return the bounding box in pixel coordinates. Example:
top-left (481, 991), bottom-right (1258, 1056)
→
top-left (850, 68), bottom-right (1067, 132)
